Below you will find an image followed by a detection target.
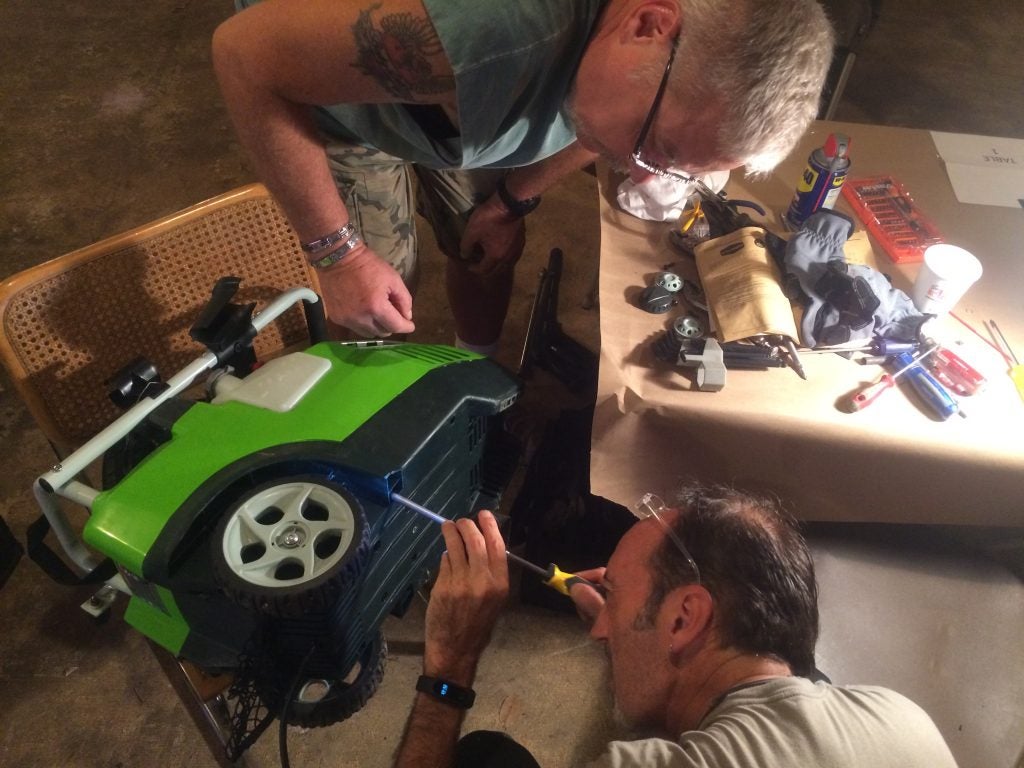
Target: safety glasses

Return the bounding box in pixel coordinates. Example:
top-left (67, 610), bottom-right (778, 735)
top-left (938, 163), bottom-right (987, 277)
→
top-left (634, 492), bottom-right (702, 585)
top-left (629, 34), bottom-right (717, 202)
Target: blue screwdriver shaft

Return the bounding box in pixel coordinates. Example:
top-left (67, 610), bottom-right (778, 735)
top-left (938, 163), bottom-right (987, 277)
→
top-left (390, 492), bottom-right (549, 578)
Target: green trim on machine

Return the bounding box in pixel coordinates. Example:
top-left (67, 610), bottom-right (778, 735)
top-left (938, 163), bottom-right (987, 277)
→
top-left (124, 585), bottom-right (189, 655)
top-left (84, 342), bottom-right (481, 574)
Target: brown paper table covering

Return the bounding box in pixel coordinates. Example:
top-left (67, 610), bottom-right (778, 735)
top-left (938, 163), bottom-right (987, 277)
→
top-left (591, 121), bottom-right (1024, 525)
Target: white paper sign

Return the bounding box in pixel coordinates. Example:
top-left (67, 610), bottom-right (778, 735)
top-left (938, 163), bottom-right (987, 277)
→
top-left (930, 131), bottom-right (1024, 209)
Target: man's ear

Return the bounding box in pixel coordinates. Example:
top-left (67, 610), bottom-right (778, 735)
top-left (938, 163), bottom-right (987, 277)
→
top-left (621, 0), bottom-right (682, 43)
top-left (665, 585), bottom-right (714, 650)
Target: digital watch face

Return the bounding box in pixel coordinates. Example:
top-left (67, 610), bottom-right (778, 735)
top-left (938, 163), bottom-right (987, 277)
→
top-left (417, 675), bottom-right (476, 708)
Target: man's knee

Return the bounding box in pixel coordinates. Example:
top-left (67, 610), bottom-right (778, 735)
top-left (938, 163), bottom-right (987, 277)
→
top-left (454, 730), bottom-right (541, 768)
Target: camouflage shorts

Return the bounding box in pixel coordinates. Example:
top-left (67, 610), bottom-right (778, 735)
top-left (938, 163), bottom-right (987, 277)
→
top-left (324, 142), bottom-right (505, 283)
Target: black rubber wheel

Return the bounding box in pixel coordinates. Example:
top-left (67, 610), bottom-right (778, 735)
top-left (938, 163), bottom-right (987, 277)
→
top-left (211, 474), bottom-right (370, 617)
top-left (265, 631), bottom-right (388, 728)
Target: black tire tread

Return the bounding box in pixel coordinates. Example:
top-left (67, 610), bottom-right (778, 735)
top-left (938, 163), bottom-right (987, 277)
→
top-left (264, 632), bottom-right (388, 728)
top-left (210, 475), bottom-right (370, 618)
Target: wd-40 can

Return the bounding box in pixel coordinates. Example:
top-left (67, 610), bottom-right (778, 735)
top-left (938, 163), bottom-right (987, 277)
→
top-left (785, 133), bottom-right (850, 230)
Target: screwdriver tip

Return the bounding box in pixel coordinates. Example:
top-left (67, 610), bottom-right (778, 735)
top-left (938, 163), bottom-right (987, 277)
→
top-left (785, 339), bottom-right (807, 380)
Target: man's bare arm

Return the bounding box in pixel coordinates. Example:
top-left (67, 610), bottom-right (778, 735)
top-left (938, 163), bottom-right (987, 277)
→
top-left (212, 0), bottom-right (455, 334)
top-left (214, 0), bottom-right (454, 236)
top-left (394, 512), bottom-right (509, 767)
top-left (395, 663), bottom-right (474, 768)
top-left (504, 141), bottom-right (599, 202)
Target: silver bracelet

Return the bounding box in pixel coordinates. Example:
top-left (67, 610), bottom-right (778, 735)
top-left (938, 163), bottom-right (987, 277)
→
top-left (301, 223), bottom-right (357, 255)
top-left (308, 231), bottom-right (364, 270)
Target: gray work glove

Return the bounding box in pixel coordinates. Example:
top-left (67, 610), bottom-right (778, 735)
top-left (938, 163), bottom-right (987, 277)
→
top-left (783, 210), bottom-right (927, 347)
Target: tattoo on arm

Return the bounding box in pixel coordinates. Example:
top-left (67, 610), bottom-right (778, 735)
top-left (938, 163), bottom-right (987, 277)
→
top-left (351, 3), bottom-right (455, 100)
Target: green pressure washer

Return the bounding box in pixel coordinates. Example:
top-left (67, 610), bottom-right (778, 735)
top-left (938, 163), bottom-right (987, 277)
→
top-left (33, 279), bottom-right (519, 754)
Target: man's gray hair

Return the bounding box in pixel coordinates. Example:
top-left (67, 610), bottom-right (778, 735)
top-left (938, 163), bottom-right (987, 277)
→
top-left (674, 0), bottom-right (835, 175)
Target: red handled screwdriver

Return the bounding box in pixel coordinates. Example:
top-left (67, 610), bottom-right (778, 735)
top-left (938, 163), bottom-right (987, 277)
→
top-left (847, 344), bottom-right (940, 411)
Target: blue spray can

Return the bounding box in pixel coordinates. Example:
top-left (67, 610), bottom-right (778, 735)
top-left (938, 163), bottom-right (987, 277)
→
top-left (785, 133), bottom-right (850, 230)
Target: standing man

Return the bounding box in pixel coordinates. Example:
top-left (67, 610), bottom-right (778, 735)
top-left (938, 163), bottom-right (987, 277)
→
top-left (398, 487), bottom-right (958, 767)
top-left (213, 0), bottom-right (834, 351)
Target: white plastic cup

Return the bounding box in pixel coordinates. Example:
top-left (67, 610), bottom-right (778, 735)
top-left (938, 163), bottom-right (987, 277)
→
top-left (912, 244), bottom-right (983, 315)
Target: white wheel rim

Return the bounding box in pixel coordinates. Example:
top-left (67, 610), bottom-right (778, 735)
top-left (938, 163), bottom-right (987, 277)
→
top-left (221, 481), bottom-right (357, 587)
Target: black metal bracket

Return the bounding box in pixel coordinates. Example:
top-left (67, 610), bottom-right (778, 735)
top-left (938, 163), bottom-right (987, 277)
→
top-left (518, 249), bottom-right (598, 395)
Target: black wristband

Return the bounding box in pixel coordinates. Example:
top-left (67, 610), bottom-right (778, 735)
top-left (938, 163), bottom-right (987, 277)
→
top-left (416, 675), bottom-right (476, 709)
top-left (496, 176), bottom-right (541, 218)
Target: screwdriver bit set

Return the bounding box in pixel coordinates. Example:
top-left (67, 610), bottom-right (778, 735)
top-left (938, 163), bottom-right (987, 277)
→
top-left (842, 175), bottom-right (944, 264)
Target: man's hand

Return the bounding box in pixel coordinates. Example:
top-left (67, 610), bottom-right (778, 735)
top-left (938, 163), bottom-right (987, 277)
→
top-left (568, 566), bottom-right (606, 627)
top-left (424, 510), bottom-right (509, 683)
top-left (460, 198), bottom-right (526, 277)
top-left (316, 245), bottom-right (416, 337)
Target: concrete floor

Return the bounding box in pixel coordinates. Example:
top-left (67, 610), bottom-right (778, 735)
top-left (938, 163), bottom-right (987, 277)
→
top-left (1, 1), bottom-right (1023, 767)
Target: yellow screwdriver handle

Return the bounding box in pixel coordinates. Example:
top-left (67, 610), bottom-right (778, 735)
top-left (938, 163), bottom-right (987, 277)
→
top-left (544, 564), bottom-right (579, 596)
top-left (1010, 364), bottom-right (1024, 403)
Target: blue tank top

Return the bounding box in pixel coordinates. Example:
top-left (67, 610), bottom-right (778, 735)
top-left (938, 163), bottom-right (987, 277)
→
top-left (235, 0), bottom-right (604, 169)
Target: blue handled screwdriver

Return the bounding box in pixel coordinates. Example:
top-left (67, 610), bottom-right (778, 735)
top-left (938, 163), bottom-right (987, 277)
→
top-left (888, 352), bottom-right (959, 420)
top-left (805, 338), bottom-right (919, 355)
top-left (847, 344), bottom-right (941, 411)
top-left (391, 492), bottom-right (597, 596)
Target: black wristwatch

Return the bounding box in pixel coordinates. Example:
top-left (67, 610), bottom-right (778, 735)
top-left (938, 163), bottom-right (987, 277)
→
top-left (496, 176), bottom-right (541, 218)
top-left (416, 675), bottom-right (476, 709)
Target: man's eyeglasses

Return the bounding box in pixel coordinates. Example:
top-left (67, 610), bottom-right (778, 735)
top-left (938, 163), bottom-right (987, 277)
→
top-left (634, 492), bottom-right (702, 585)
top-left (630, 34), bottom-right (716, 201)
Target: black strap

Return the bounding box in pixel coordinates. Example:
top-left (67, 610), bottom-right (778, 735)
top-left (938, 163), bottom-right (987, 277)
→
top-left (496, 177), bottom-right (541, 218)
top-left (416, 675), bottom-right (476, 709)
top-left (26, 514), bottom-right (116, 586)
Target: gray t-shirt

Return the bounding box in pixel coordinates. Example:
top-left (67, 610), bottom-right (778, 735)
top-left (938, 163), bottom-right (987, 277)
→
top-left (588, 677), bottom-right (957, 767)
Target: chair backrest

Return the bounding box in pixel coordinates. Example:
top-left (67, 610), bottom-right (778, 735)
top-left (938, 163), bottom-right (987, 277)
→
top-left (0, 184), bottom-right (317, 456)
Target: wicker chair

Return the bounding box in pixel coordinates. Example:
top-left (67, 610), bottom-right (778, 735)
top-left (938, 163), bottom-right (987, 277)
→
top-left (0, 183), bottom-right (317, 456)
top-left (0, 183), bottom-right (317, 766)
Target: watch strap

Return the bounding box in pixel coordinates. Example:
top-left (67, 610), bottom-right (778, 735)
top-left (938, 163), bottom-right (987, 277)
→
top-left (496, 177), bottom-right (541, 218)
top-left (415, 675), bottom-right (476, 709)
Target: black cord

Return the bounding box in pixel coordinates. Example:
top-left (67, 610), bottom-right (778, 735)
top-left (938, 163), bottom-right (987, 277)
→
top-left (279, 644), bottom-right (318, 768)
